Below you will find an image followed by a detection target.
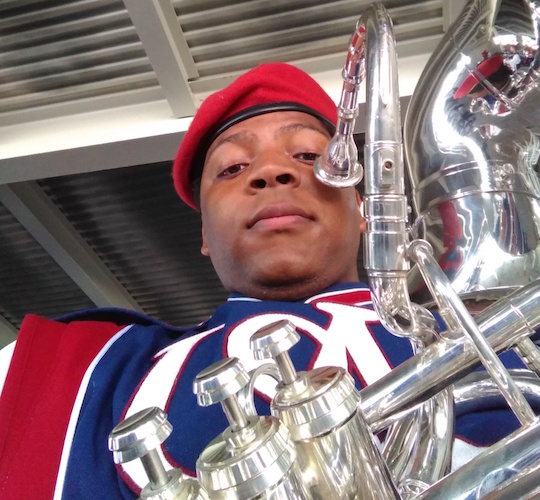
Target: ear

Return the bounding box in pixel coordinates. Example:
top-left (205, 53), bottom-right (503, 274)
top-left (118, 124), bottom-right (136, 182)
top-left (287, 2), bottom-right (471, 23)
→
top-left (355, 190), bottom-right (367, 233)
top-left (201, 223), bottom-right (210, 256)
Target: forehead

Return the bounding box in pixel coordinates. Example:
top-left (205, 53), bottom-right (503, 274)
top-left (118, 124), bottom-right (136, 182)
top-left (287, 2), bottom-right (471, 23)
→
top-left (204, 111), bottom-right (331, 161)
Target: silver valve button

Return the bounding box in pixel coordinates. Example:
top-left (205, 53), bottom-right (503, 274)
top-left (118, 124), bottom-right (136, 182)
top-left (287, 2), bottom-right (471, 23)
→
top-left (194, 357), bottom-right (306, 499)
top-left (108, 408), bottom-right (171, 492)
top-left (251, 320), bottom-right (300, 385)
top-left (193, 357), bottom-right (250, 432)
top-left (109, 407), bottom-right (172, 465)
top-left (109, 407), bottom-right (198, 499)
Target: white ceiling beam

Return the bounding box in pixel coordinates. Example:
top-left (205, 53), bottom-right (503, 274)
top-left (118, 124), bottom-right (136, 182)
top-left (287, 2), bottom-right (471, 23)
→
top-left (0, 127), bottom-right (186, 185)
top-left (123, 0), bottom-right (198, 118)
top-left (0, 182), bottom-right (143, 311)
top-left (0, 315), bottom-right (18, 347)
top-left (0, 98), bottom-right (192, 185)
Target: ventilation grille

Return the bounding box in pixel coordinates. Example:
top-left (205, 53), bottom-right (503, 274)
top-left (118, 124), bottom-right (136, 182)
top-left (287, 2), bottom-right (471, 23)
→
top-left (38, 162), bottom-right (228, 327)
top-left (0, 0), bottom-right (161, 116)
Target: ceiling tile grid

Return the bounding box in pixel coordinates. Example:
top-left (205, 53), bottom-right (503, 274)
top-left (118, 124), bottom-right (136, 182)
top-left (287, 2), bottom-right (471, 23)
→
top-left (37, 162), bottom-right (228, 327)
top-left (0, 0), bottom-right (164, 119)
top-left (0, 0), bottom-right (443, 120)
top-left (0, 202), bottom-right (95, 329)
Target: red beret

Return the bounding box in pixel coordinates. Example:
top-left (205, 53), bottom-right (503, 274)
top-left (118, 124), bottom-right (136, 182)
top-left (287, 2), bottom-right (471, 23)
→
top-left (173, 62), bottom-right (338, 209)
top-left (454, 54), bottom-right (505, 99)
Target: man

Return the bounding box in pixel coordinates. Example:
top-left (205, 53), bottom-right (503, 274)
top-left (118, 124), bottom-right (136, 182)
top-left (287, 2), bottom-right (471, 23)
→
top-left (506, 45), bottom-right (522, 72)
top-left (0, 63), bottom-right (530, 499)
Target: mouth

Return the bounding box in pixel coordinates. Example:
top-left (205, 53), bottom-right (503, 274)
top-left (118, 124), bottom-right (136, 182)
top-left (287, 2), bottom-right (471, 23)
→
top-left (248, 203), bottom-right (313, 230)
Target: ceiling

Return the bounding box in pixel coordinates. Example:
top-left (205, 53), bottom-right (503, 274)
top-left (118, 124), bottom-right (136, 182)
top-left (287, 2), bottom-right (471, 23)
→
top-left (0, 0), bottom-right (465, 347)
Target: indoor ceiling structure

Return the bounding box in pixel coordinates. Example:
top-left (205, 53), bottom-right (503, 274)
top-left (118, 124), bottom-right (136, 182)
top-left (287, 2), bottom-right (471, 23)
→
top-left (0, 0), bottom-right (467, 347)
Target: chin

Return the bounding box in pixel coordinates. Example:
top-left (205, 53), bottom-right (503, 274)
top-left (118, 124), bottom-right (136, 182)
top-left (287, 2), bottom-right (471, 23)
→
top-left (257, 262), bottom-right (320, 284)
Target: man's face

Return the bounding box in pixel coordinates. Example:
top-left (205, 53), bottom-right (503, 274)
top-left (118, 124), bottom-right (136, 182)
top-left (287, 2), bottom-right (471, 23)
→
top-left (198, 111), bottom-right (364, 300)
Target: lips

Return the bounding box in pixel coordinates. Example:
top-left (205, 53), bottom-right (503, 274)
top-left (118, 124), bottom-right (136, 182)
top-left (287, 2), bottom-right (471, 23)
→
top-left (248, 203), bottom-right (313, 229)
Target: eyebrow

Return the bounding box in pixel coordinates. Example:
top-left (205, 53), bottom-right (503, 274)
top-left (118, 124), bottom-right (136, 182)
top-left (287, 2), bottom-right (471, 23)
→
top-left (277, 122), bottom-right (330, 138)
top-left (207, 131), bottom-right (255, 158)
top-left (207, 122), bottom-right (330, 160)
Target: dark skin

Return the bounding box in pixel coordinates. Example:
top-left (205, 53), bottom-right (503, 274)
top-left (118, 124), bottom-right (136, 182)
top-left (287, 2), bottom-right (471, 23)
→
top-left (198, 111), bottom-right (366, 301)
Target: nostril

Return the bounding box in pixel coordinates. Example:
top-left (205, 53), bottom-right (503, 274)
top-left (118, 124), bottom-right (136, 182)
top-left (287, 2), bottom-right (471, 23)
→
top-left (276, 173), bottom-right (292, 184)
top-left (252, 179), bottom-right (266, 189)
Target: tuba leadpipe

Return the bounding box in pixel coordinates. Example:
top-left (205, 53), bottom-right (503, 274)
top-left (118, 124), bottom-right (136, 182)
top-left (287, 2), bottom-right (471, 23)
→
top-left (314, 3), bottom-right (437, 342)
top-left (315, 4), bottom-right (454, 495)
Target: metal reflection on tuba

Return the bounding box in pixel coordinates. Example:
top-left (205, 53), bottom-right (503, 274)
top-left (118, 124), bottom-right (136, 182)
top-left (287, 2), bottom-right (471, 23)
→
top-left (404, 0), bottom-right (540, 305)
top-left (109, 2), bottom-right (540, 499)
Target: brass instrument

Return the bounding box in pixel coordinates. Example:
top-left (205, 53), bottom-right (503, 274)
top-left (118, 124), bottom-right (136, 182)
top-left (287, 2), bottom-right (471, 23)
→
top-left (110, 1), bottom-right (540, 498)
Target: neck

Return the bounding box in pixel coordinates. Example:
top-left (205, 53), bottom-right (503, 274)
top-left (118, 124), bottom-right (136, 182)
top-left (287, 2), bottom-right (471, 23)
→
top-left (232, 273), bottom-right (361, 302)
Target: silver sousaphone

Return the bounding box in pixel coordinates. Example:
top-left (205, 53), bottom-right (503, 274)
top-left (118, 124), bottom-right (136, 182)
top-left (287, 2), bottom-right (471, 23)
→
top-left (110, 2), bottom-right (540, 498)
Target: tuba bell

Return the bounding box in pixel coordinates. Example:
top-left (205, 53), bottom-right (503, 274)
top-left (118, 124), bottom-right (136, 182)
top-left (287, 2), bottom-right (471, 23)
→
top-left (404, 0), bottom-right (540, 306)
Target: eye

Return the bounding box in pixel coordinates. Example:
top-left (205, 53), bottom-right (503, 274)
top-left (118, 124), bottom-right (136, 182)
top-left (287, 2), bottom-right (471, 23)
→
top-left (295, 152), bottom-right (320, 163)
top-left (218, 163), bottom-right (247, 178)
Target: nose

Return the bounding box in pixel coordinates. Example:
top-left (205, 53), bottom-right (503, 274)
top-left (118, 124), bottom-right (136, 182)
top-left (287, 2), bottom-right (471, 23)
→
top-left (247, 155), bottom-right (301, 191)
